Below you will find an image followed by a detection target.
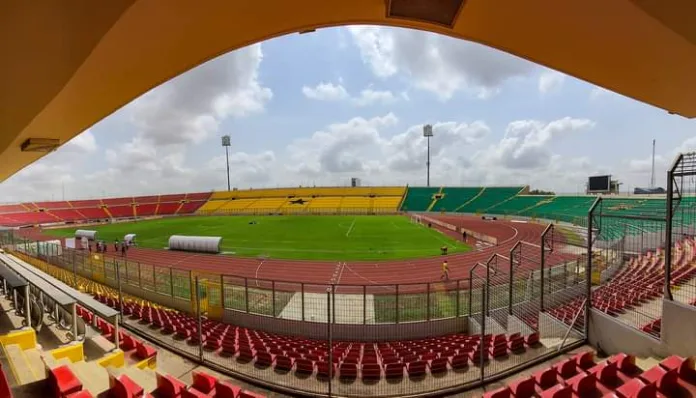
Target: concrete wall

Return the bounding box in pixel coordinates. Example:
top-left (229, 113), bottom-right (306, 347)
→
top-left (587, 309), bottom-right (667, 358)
top-left (661, 300), bottom-right (696, 357)
top-left (224, 310), bottom-right (469, 342)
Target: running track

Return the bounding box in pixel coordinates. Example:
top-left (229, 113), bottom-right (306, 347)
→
top-left (65, 216), bottom-right (578, 291)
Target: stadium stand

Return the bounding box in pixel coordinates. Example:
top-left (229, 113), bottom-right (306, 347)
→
top-left (455, 187), bottom-right (525, 214)
top-left (484, 195), bottom-right (553, 215)
top-left (400, 187), bottom-right (440, 212)
top-left (518, 196), bottom-right (597, 223)
top-left (430, 187), bottom-right (483, 212)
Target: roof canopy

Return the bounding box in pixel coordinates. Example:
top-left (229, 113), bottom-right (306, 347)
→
top-left (2, 0), bottom-right (695, 181)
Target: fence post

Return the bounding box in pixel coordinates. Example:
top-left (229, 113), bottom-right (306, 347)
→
top-left (426, 283), bottom-right (431, 321)
top-left (195, 276), bottom-right (203, 362)
top-left (271, 281), bottom-right (276, 317)
top-left (327, 288), bottom-right (333, 398)
top-left (540, 239), bottom-right (546, 312)
top-left (456, 279), bottom-right (460, 317)
top-left (116, 261), bottom-right (123, 317)
top-left (301, 283), bottom-right (305, 321)
top-left (331, 284), bottom-right (336, 324)
top-left (508, 253), bottom-right (514, 315)
top-left (665, 165), bottom-right (674, 300)
top-left (220, 274), bottom-right (225, 310)
top-left (169, 268), bottom-right (175, 298)
top-left (363, 285), bottom-right (367, 325)
top-left (244, 277), bottom-right (249, 313)
top-left (586, 198), bottom-right (600, 336)
top-left (395, 284), bottom-right (400, 324)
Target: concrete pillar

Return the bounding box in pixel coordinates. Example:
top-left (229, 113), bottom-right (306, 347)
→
top-left (24, 285), bottom-right (31, 329)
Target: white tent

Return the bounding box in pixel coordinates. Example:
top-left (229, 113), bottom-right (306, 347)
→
top-left (75, 229), bottom-right (97, 240)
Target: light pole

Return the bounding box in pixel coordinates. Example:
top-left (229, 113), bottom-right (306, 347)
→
top-left (221, 135), bottom-right (231, 191)
top-left (423, 124), bottom-right (433, 187)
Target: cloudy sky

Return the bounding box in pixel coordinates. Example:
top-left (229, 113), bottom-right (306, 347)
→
top-left (2, 26), bottom-right (696, 202)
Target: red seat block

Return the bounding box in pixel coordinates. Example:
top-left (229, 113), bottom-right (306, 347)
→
top-left (574, 351), bottom-right (596, 370)
top-left (191, 371), bottom-right (217, 394)
top-left (526, 332), bottom-right (540, 346)
top-left (50, 365), bottom-right (82, 398)
top-left (639, 366), bottom-right (678, 395)
top-left (135, 342), bottom-right (157, 360)
top-left (539, 384), bottom-right (572, 398)
top-left (509, 375), bottom-right (536, 398)
top-left (567, 372), bottom-right (596, 396)
top-left (295, 358), bottom-right (314, 374)
top-left (274, 355), bottom-right (294, 371)
top-left (659, 355), bottom-right (696, 381)
top-left (154, 373), bottom-right (186, 398)
top-left (385, 362), bottom-right (404, 378)
top-left (588, 362), bottom-right (619, 387)
top-left (554, 358), bottom-right (579, 380)
top-left (215, 380), bottom-right (241, 398)
top-left (109, 374), bottom-right (144, 398)
top-left (339, 362), bottom-right (357, 379)
top-left (615, 378), bottom-right (657, 398)
top-left (534, 368), bottom-right (559, 390)
top-left (407, 360), bottom-right (426, 377)
top-left (316, 361), bottom-right (334, 378)
top-left (181, 389), bottom-right (209, 398)
top-left (428, 357), bottom-right (448, 374)
top-left (483, 386), bottom-right (511, 398)
top-left (451, 353), bottom-right (469, 369)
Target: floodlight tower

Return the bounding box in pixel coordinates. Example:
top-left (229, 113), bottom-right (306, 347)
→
top-left (221, 135), bottom-right (231, 191)
top-left (423, 124), bottom-right (434, 187)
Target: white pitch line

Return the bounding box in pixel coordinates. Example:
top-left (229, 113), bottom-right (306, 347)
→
top-left (345, 218), bottom-right (357, 238)
top-left (254, 259), bottom-right (266, 287)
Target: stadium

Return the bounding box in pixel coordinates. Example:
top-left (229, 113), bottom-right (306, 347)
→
top-left (2, 3), bottom-right (696, 398)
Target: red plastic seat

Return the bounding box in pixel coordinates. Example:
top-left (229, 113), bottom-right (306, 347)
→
top-left (588, 362), bottom-right (619, 387)
top-left (659, 355), bottom-right (696, 381)
top-left (554, 358), bottom-right (579, 380)
top-left (49, 365), bottom-right (83, 398)
top-left (526, 332), bottom-right (540, 346)
top-left (615, 378), bottom-right (657, 398)
top-left (135, 342), bottom-right (157, 360)
top-left (639, 366), bottom-right (678, 395)
top-left (274, 355), bottom-right (294, 371)
top-left (509, 375), bottom-right (536, 398)
top-left (295, 358), bottom-right (314, 374)
top-left (255, 351), bottom-right (275, 367)
top-left (361, 363), bottom-right (381, 380)
top-left (539, 384), bottom-right (572, 398)
top-left (574, 351), bottom-right (596, 370)
top-left (339, 362), bottom-right (357, 379)
top-left (483, 386), bottom-right (511, 398)
top-left (567, 372), bottom-right (597, 396)
top-left (109, 374), bottom-right (144, 398)
top-left (428, 357), bottom-right (448, 374)
top-left (407, 360), bottom-right (426, 377)
top-left (181, 389), bottom-right (209, 398)
top-left (385, 362), bottom-right (404, 378)
top-left (120, 334), bottom-right (137, 351)
top-left (153, 373), bottom-right (186, 398)
top-left (534, 367), bottom-right (559, 390)
top-left (190, 371), bottom-right (217, 394)
top-left (316, 361), bottom-right (334, 378)
top-left (214, 380), bottom-right (242, 398)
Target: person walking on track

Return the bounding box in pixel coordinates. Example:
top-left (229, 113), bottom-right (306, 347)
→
top-left (441, 260), bottom-right (449, 281)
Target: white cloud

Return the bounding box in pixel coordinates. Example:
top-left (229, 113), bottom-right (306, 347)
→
top-left (353, 89), bottom-right (397, 106)
top-left (0, 45), bottom-right (273, 201)
top-left (302, 82), bottom-right (397, 106)
top-left (302, 82), bottom-right (349, 101)
top-left (538, 71), bottom-right (565, 94)
top-left (348, 26), bottom-right (536, 100)
top-left (475, 117), bottom-right (596, 170)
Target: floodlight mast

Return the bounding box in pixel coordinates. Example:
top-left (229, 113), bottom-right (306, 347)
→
top-left (423, 125), bottom-right (434, 187)
top-left (221, 135), bottom-right (231, 191)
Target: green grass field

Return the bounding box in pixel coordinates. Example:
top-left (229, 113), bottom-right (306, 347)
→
top-left (44, 215), bottom-right (471, 261)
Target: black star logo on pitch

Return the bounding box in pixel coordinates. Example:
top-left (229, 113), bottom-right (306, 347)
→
top-left (289, 198), bottom-right (307, 205)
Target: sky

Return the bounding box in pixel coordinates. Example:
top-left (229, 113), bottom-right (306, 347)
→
top-left (2, 26), bottom-right (696, 202)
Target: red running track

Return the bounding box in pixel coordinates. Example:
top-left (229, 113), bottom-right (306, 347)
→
top-left (87, 216), bottom-right (577, 291)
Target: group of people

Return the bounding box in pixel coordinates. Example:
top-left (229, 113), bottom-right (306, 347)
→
top-left (87, 239), bottom-right (132, 256)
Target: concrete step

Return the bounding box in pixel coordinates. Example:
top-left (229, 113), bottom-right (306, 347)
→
top-left (3, 344), bottom-right (41, 385)
top-left (23, 348), bottom-right (47, 381)
top-left (107, 365), bottom-right (157, 392)
top-left (68, 360), bottom-right (111, 396)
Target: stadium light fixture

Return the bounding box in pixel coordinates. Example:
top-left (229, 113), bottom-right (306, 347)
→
top-left (221, 135), bottom-right (231, 191)
top-left (423, 124), bottom-right (433, 187)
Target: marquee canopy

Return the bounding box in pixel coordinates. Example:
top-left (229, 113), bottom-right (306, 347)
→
top-left (2, 0), bottom-right (695, 182)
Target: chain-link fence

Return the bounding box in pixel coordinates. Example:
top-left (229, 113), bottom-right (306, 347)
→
top-left (0, 225), bottom-right (590, 397)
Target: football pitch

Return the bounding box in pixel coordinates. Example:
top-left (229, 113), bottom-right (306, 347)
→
top-left (44, 215), bottom-right (471, 261)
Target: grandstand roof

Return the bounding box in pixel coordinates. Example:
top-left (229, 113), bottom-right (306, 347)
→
top-left (2, 1), bottom-right (696, 182)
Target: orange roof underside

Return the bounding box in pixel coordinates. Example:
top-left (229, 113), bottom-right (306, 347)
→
top-left (1, 0), bottom-right (696, 182)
